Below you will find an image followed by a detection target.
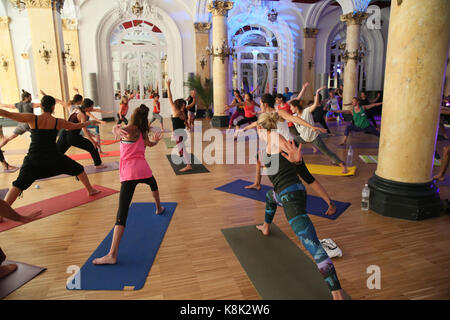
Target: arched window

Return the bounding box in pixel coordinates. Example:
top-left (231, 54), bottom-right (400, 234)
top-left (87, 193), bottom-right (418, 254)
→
top-left (110, 19), bottom-right (167, 101)
top-left (231, 24), bottom-right (279, 95)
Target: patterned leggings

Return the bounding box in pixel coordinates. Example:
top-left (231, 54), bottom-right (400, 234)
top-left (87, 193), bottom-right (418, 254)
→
top-left (265, 183), bottom-right (342, 292)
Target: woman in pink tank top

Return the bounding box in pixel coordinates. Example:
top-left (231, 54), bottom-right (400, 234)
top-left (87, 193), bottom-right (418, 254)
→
top-left (93, 104), bottom-right (164, 265)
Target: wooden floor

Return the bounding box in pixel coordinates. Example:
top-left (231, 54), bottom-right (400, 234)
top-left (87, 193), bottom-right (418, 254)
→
top-left (1, 119), bottom-right (449, 300)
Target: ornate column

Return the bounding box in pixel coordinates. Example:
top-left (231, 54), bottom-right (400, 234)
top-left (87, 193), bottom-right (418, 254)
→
top-left (302, 28), bottom-right (318, 101)
top-left (0, 16), bottom-right (20, 104)
top-left (340, 12), bottom-right (369, 111)
top-left (62, 18), bottom-right (84, 99)
top-left (24, 0), bottom-right (69, 119)
top-left (368, 0), bottom-right (450, 220)
top-left (207, 0), bottom-right (233, 127)
top-left (194, 22), bottom-right (211, 111)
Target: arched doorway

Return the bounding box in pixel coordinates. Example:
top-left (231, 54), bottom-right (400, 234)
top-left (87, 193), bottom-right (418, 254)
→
top-left (231, 24), bottom-right (280, 95)
top-left (110, 19), bottom-right (167, 101)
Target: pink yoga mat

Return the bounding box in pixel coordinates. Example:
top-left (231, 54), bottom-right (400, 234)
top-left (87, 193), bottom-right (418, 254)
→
top-left (68, 150), bottom-right (120, 160)
top-left (0, 185), bottom-right (118, 232)
top-left (0, 188), bottom-right (8, 200)
top-left (37, 162), bottom-right (119, 182)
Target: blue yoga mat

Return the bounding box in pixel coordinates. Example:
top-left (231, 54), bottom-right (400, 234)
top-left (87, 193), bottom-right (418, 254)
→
top-left (67, 202), bottom-right (177, 291)
top-left (215, 179), bottom-right (350, 220)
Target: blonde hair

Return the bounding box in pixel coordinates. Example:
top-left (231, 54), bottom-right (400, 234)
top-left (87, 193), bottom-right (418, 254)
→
top-left (120, 96), bottom-right (128, 105)
top-left (257, 112), bottom-right (279, 130)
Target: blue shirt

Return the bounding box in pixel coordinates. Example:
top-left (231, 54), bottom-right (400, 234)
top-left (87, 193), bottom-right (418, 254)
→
top-left (283, 92), bottom-right (294, 101)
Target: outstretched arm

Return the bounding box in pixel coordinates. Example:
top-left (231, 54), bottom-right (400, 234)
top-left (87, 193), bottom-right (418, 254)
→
top-left (288, 82), bottom-right (309, 104)
top-left (144, 131), bottom-right (162, 147)
top-left (369, 93), bottom-right (381, 104)
top-left (0, 109), bottom-right (34, 123)
top-left (86, 112), bottom-right (106, 124)
top-left (333, 109), bottom-right (352, 115)
top-left (166, 79), bottom-right (178, 116)
top-left (363, 102), bottom-right (383, 110)
top-left (278, 109), bottom-right (327, 133)
top-left (0, 200), bottom-right (40, 222)
top-left (58, 118), bottom-right (100, 131)
top-left (0, 103), bottom-right (16, 109)
top-left (40, 89), bottom-right (68, 109)
top-left (186, 92), bottom-right (196, 110)
top-left (308, 86), bottom-right (327, 113)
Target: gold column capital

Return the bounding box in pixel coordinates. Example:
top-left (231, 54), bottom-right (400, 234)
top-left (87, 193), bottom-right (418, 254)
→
top-left (207, 1), bottom-right (234, 17)
top-left (340, 11), bottom-right (370, 25)
top-left (303, 28), bottom-right (319, 39)
top-left (0, 16), bottom-right (11, 29)
top-left (62, 18), bottom-right (78, 31)
top-left (22, 0), bottom-right (65, 13)
top-left (194, 22), bottom-right (211, 33)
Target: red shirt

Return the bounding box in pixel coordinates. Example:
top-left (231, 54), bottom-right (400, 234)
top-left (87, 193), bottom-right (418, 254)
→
top-left (244, 101), bottom-right (256, 118)
top-left (153, 101), bottom-right (160, 114)
top-left (120, 103), bottom-right (129, 116)
top-left (277, 102), bottom-right (294, 127)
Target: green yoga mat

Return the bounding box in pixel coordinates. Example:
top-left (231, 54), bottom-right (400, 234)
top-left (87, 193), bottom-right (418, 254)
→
top-left (360, 155), bottom-right (450, 167)
top-left (222, 224), bottom-right (334, 300)
top-left (164, 138), bottom-right (177, 149)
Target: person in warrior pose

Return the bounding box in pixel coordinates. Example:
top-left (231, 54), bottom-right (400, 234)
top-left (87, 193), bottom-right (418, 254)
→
top-left (0, 90), bottom-right (41, 149)
top-left (93, 105), bottom-right (164, 265)
top-left (255, 112), bottom-right (345, 299)
top-left (56, 98), bottom-right (106, 169)
top-left (0, 95), bottom-right (101, 210)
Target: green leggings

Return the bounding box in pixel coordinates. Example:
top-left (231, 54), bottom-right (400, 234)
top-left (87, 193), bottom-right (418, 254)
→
top-left (265, 183), bottom-right (342, 292)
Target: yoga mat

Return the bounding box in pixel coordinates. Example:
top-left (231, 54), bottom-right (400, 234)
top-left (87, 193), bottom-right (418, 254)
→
top-left (166, 154), bottom-right (209, 175)
top-left (0, 185), bottom-right (118, 232)
top-left (68, 150), bottom-right (120, 161)
top-left (337, 143), bottom-right (379, 149)
top-left (222, 224), bottom-right (333, 300)
top-left (0, 260), bottom-right (46, 299)
top-left (306, 163), bottom-right (356, 177)
top-left (67, 202), bottom-right (177, 291)
top-left (37, 162), bottom-right (120, 182)
top-left (0, 166), bottom-right (19, 173)
top-left (215, 179), bottom-right (351, 220)
top-left (163, 137), bottom-right (176, 149)
top-left (0, 188), bottom-right (8, 200)
top-left (435, 176), bottom-right (450, 187)
top-left (3, 149), bottom-right (28, 155)
top-left (359, 155), bottom-right (378, 164)
top-left (101, 139), bottom-right (120, 145)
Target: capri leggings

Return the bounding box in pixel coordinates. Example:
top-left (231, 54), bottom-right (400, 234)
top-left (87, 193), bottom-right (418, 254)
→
top-left (117, 114), bottom-right (128, 125)
top-left (0, 149), bottom-right (5, 163)
top-left (229, 109), bottom-right (245, 127)
top-left (116, 176), bottom-right (158, 226)
top-left (265, 183), bottom-right (342, 292)
top-left (237, 116), bottom-right (257, 127)
top-left (57, 131), bottom-right (102, 166)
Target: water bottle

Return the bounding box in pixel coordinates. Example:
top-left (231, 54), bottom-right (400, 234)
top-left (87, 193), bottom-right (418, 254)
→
top-left (361, 184), bottom-right (370, 211)
top-left (346, 146), bottom-right (353, 166)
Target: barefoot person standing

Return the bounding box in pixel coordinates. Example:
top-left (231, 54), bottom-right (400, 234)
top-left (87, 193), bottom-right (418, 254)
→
top-left (93, 105), bottom-right (164, 265)
top-left (255, 112), bottom-right (345, 300)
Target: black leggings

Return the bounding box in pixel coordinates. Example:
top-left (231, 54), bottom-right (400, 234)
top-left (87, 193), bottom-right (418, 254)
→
top-left (117, 114), bottom-right (128, 125)
top-left (0, 149), bottom-right (4, 163)
top-left (316, 116), bottom-right (331, 134)
top-left (365, 108), bottom-right (378, 128)
top-left (116, 176), bottom-right (158, 226)
top-left (57, 131), bottom-right (102, 166)
top-left (237, 116), bottom-right (257, 127)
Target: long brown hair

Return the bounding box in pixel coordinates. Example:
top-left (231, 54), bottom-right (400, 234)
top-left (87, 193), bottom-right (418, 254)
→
top-left (130, 104), bottom-right (150, 136)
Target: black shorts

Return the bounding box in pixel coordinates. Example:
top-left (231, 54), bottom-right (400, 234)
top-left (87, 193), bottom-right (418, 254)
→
top-left (13, 152), bottom-right (84, 191)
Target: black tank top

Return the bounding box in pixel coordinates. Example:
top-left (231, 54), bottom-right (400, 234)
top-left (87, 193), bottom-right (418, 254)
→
top-left (28, 115), bottom-right (59, 154)
top-left (67, 112), bottom-right (81, 135)
top-left (171, 116), bottom-right (185, 130)
top-left (263, 151), bottom-right (301, 193)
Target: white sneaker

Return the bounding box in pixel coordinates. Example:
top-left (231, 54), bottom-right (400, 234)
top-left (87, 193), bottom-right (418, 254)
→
top-left (320, 238), bottom-right (343, 258)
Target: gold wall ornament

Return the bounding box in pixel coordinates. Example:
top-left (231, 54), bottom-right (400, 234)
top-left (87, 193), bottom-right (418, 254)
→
top-left (0, 56), bottom-right (9, 72)
top-left (206, 39), bottom-right (234, 64)
top-left (62, 18), bottom-right (78, 31)
top-left (199, 55), bottom-right (208, 70)
top-left (342, 49), bottom-right (365, 64)
top-left (0, 16), bottom-right (11, 29)
top-left (308, 58), bottom-right (315, 70)
top-left (303, 28), bottom-right (319, 39)
top-left (38, 41), bottom-right (52, 64)
top-left (340, 11), bottom-right (370, 25)
top-left (207, 1), bottom-right (234, 17)
top-left (21, 53), bottom-right (29, 60)
top-left (194, 22), bottom-right (211, 33)
top-left (8, 0), bottom-right (26, 12)
top-left (21, 0), bottom-right (65, 13)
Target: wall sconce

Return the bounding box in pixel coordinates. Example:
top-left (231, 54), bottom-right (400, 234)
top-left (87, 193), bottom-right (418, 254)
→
top-left (38, 42), bottom-right (52, 64)
top-left (308, 58), bottom-right (315, 70)
top-left (0, 56), bottom-right (8, 72)
top-left (200, 55), bottom-right (207, 70)
top-left (21, 53), bottom-right (29, 60)
top-left (206, 39), bottom-right (234, 64)
top-left (63, 43), bottom-right (77, 71)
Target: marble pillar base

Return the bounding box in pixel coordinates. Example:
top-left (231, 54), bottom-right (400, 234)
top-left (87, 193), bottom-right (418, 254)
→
top-left (368, 174), bottom-right (441, 221)
top-left (211, 115), bottom-right (229, 128)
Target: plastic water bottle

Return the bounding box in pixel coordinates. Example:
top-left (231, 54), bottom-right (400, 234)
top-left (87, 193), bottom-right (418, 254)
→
top-left (346, 146), bottom-right (353, 166)
top-left (361, 184), bottom-right (370, 211)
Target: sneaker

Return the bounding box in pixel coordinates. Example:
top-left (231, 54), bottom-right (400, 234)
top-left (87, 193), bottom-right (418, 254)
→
top-left (320, 238), bottom-right (343, 258)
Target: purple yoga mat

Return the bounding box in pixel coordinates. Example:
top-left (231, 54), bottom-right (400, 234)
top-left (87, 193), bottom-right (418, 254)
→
top-left (0, 260), bottom-right (46, 299)
top-left (0, 167), bottom-right (20, 173)
top-left (337, 143), bottom-right (379, 149)
top-left (37, 161), bottom-right (119, 182)
top-left (436, 176), bottom-right (450, 187)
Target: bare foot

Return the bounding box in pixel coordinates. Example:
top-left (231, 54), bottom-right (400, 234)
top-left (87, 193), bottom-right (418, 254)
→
top-left (93, 254), bottom-right (117, 265)
top-left (339, 141), bottom-right (346, 146)
top-left (245, 184), bottom-right (261, 191)
top-left (256, 223), bottom-right (270, 236)
top-left (325, 203), bottom-right (337, 216)
top-left (4, 164), bottom-right (18, 171)
top-left (88, 189), bottom-right (101, 197)
top-left (95, 164), bottom-right (107, 169)
top-left (341, 164), bottom-right (349, 174)
top-left (20, 210), bottom-right (43, 223)
top-left (100, 151), bottom-right (108, 155)
top-left (156, 206), bottom-right (165, 215)
top-left (0, 264), bottom-right (18, 279)
top-left (329, 133), bottom-right (336, 137)
top-left (332, 289), bottom-right (346, 300)
top-left (313, 147), bottom-right (319, 153)
top-left (179, 165), bottom-right (193, 172)
top-left (433, 174), bottom-right (445, 181)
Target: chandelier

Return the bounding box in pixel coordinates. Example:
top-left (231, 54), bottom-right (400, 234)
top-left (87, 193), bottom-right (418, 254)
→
top-left (8, 1), bottom-right (26, 12)
top-left (246, 0), bottom-right (278, 24)
top-left (267, 8), bottom-right (278, 23)
top-left (116, 0), bottom-right (155, 19)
